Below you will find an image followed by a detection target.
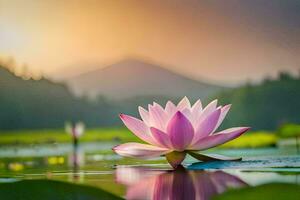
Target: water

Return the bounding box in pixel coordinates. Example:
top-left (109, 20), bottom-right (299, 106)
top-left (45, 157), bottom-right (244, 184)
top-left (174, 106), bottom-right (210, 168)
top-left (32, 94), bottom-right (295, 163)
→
top-left (0, 142), bottom-right (299, 199)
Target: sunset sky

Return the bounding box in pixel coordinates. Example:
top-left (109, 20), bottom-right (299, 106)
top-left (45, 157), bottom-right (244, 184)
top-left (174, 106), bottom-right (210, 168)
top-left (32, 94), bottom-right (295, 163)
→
top-left (0, 0), bottom-right (299, 85)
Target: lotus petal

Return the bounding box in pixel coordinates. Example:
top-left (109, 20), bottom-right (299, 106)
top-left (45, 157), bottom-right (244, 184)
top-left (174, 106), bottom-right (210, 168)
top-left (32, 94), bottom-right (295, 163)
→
top-left (167, 111), bottom-right (194, 151)
top-left (181, 108), bottom-right (192, 120)
top-left (165, 101), bottom-right (177, 119)
top-left (192, 109), bottom-right (221, 144)
top-left (113, 143), bottom-right (171, 159)
top-left (197, 99), bottom-right (218, 123)
top-left (138, 106), bottom-right (150, 125)
top-left (149, 103), bottom-right (167, 130)
top-left (177, 96), bottom-right (191, 111)
top-left (190, 99), bottom-right (202, 125)
top-left (119, 114), bottom-right (157, 145)
top-left (189, 127), bottom-right (250, 150)
top-left (192, 99), bottom-right (202, 113)
top-left (150, 127), bottom-right (172, 148)
top-left (212, 104), bottom-right (231, 132)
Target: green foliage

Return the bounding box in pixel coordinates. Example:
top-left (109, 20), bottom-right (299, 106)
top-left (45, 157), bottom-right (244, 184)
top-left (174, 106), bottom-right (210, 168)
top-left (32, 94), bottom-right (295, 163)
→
top-left (0, 179), bottom-right (123, 200)
top-left (0, 128), bottom-right (141, 145)
top-left (0, 129), bottom-right (277, 148)
top-left (211, 75), bottom-right (300, 130)
top-left (1, 63), bottom-right (300, 132)
top-left (277, 123), bottom-right (300, 138)
top-left (0, 66), bottom-right (118, 130)
top-left (214, 183), bottom-right (300, 200)
top-left (0, 65), bottom-right (181, 130)
top-left (221, 131), bottom-right (277, 148)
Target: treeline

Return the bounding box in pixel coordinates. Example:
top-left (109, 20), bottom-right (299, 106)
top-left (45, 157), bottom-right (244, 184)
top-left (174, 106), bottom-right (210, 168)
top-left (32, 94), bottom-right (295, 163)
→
top-left (1, 63), bottom-right (300, 131)
top-left (0, 66), bottom-right (116, 129)
top-left (211, 72), bottom-right (300, 130)
top-left (0, 65), bottom-right (180, 130)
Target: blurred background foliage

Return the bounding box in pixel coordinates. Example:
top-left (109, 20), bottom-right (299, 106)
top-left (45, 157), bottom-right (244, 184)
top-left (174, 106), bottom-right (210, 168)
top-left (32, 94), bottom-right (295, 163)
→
top-left (1, 63), bottom-right (300, 131)
top-left (278, 124), bottom-right (300, 138)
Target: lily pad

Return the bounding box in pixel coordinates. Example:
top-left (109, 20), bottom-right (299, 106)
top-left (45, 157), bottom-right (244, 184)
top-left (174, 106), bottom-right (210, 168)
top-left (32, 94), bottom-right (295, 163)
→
top-left (187, 151), bottom-right (242, 161)
top-left (0, 179), bottom-right (123, 200)
top-left (188, 156), bottom-right (300, 170)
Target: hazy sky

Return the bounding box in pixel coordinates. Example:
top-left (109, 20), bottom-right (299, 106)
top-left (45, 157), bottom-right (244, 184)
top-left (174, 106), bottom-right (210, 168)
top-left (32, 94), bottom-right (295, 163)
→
top-left (0, 0), bottom-right (299, 84)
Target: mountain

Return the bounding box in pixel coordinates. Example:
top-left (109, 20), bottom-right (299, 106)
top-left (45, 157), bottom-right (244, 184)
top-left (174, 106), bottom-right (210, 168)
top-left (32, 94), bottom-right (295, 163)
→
top-left (66, 59), bottom-right (226, 100)
top-left (1, 62), bottom-right (300, 131)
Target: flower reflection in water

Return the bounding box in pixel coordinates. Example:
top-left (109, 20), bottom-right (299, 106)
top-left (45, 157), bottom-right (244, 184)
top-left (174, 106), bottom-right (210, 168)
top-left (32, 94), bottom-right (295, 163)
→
top-left (68, 143), bottom-right (85, 182)
top-left (116, 166), bottom-right (247, 200)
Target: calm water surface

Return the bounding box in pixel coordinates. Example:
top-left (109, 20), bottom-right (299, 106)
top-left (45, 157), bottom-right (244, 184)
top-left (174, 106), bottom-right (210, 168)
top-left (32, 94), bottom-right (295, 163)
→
top-left (0, 142), bottom-right (299, 199)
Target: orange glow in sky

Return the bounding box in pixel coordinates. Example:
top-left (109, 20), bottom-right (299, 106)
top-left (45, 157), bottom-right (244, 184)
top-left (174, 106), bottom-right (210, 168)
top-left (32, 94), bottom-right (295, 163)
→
top-left (0, 0), bottom-right (299, 84)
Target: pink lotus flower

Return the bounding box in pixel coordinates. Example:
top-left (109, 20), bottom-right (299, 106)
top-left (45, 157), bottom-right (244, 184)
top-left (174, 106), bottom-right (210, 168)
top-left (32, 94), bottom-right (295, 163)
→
top-left (65, 122), bottom-right (85, 139)
top-left (113, 97), bottom-right (250, 168)
top-left (116, 167), bottom-right (247, 200)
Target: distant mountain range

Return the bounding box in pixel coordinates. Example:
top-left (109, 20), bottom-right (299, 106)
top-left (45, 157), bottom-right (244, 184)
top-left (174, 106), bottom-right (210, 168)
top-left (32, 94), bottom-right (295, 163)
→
top-left (66, 59), bottom-right (227, 100)
top-left (1, 63), bottom-right (300, 130)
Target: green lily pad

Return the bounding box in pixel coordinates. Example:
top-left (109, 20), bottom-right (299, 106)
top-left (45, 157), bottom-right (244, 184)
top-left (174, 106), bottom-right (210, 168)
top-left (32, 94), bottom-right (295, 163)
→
top-left (0, 179), bottom-right (123, 200)
top-left (187, 151), bottom-right (241, 161)
top-left (188, 156), bottom-right (300, 170)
